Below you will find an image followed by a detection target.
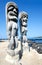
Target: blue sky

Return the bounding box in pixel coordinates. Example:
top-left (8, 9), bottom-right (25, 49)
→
top-left (0, 0), bottom-right (42, 39)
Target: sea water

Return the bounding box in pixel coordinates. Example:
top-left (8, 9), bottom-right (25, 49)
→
top-left (29, 38), bottom-right (42, 44)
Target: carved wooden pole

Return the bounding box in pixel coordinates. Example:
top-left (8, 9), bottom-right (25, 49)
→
top-left (19, 11), bottom-right (28, 52)
top-left (6, 2), bottom-right (19, 56)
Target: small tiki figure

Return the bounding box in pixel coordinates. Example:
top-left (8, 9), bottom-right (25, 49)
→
top-left (19, 11), bottom-right (28, 50)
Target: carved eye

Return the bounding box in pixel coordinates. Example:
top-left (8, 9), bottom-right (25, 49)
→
top-left (8, 6), bottom-right (13, 10)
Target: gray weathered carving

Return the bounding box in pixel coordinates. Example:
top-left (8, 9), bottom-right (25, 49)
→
top-left (19, 11), bottom-right (28, 51)
top-left (6, 2), bottom-right (18, 50)
top-left (6, 2), bottom-right (22, 57)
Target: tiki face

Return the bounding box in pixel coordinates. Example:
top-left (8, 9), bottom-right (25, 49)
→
top-left (6, 2), bottom-right (19, 23)
top-left (21, 14), bottom-right (28, 24)
top-left (19, 12), bottom-right (28, 34)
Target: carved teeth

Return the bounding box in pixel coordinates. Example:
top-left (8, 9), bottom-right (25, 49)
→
top-left (22, 22), bottom-right (27, 26)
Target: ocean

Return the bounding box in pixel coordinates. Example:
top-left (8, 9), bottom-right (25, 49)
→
top-left (29, 38), bottom-right (42, 44)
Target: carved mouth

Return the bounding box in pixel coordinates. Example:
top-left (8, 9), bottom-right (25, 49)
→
top-left (8, 11), bottom-right (17, 16)
top-left (8, 11), bottom-right (18, 20)
top-left (22, 19), bottom-right (27, 22)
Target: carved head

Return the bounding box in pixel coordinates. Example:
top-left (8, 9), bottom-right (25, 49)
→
top-left (19, 11), bottom-right (28, 25)
top-left (6, 2), bottom-right (19, 22)
top-left (19, 11), bottom-right (28, 34)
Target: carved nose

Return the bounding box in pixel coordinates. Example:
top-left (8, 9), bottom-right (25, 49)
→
top-left (13, 9), bottom-right (17, 13)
